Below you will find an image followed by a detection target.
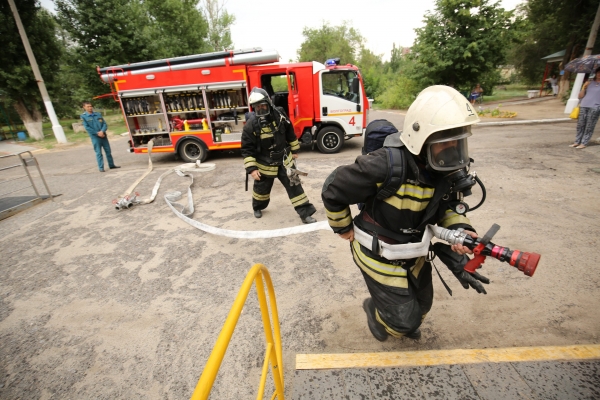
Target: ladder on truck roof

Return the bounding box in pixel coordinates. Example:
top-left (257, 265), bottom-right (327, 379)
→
top-left (97, 48), bottom-right (280, 83)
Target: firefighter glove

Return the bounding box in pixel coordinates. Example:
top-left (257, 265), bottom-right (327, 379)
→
top-left (432, 242), bottom-right (489, 294)
top-left (285, 159), bottom-right (307, 186)
top-left (453, 270), bottom-right (489, 294)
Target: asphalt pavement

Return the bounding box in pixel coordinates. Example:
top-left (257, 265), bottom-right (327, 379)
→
top-left (0, 101), bottom-right (599, 399)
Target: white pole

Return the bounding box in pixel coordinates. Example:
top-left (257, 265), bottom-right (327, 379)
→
top-left (565, 2), bottom-right (600, 114)
top-left (8, 0), bottom-right (68, 143)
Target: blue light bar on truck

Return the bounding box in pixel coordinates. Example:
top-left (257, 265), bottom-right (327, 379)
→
top-left (325, 58), bottom-right (341, 67)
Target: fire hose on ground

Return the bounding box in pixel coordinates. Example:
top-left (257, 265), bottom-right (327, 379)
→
top-left (113, 140), bottom-right (331, 237)
top-left (114, 145), bottom-right (540, 275)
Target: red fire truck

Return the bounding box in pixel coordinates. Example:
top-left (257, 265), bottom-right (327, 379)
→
top-left (97, 48), bottom-right (369, 162)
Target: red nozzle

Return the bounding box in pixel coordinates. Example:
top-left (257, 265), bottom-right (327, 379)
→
top-left (509, 251), bottom-right (541, 277)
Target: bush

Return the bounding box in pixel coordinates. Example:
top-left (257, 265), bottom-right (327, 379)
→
top-left (376, 75), bottom-right (420, 109)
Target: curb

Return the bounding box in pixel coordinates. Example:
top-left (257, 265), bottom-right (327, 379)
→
top-left (477, 118), bottom-right (573, 127)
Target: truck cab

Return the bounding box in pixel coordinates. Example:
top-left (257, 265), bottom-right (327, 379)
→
top-left (248, 59), bottom-right (368, 153)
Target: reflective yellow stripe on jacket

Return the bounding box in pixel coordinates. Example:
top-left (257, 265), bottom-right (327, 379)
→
top-left (325, 207), bottom-right (352, 228)
top-left (382, 183), bottom-right (434, 212)
top-left (289, 139), bottom-right (300, 152)
top-left (243, 151), bottom-right (293, 177)
top-left (351, 240), bottom-right (428, 289)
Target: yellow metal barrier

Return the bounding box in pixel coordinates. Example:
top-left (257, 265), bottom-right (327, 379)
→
top-left (191, 264), bottom-right (285, 400)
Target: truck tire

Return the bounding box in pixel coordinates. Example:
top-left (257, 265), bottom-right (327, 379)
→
top-left (178, 139), bottom-right (208, 163)
top-left (316, 126), bottom-right (344, 154)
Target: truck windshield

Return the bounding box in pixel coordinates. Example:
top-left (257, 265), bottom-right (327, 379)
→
top-left (321, 70), bottom-right (360, 104)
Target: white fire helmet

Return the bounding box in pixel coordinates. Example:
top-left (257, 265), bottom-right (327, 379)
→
top-left (248, 87), bottom-right (272, 117)
top-left (400, 85), bottom-right (480, 171)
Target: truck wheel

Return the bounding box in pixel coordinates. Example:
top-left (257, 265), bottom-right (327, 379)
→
top-left (178, 139), bottom-right (208, 163)
top-left (316, 126), bottom-right (344, 153)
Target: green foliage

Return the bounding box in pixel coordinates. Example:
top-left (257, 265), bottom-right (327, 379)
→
top-left (0, 0), bottom-right (63, 112)
top-left (28, 111), bottom-right (125, 149)
top-left (372, 44), bottom-right (422, 109)
top-left (356, 48), bottom-right (384, 99)
top-left (200, 0), bottom-right (235, 51)
top-left (297, 21), bottom-right (365, 65)
top-left (146, 0), bottom-right (211, 58)
top-left (410, 0), bottom-right (515, 92)
top-left (270, 76), bottom-right (288, 92)
top-left (55, 0), bottom-right (210, 105)
top-left (297, 21), bottom-right (390, 100)
top-left (506, 0), bottom-right (600, 85)
top-left (376, 74), bottom-right (420, 109)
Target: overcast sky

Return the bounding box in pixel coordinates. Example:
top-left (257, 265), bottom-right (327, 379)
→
top-left (39, 0), bottom-right (525, 63)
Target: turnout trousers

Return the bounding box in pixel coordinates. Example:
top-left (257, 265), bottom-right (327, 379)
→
top-left (252, 165), bottom-right (316, 219)
top-left (91, 135), bottom-right (115, 170)
top-left (359, 261), bottom-right (433, 338)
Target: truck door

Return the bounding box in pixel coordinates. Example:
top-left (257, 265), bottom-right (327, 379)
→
top-left (319, 69), bottom-right (364, 138)
top-left (286, 69), bottom-right (300, 128)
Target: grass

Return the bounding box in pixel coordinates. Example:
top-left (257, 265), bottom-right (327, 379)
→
top-left (481, 84), bottom-right (541, 103)
top-left (20, 110), bottom-right (127, 150)
top-left (368, 83), bottom-right (544, 111)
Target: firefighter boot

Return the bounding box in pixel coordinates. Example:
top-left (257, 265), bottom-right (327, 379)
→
top-left (405, 328), bottom-right (421, 340)
top-left (254, 210), bottom-right (262, 218)
top-left (362, 298), bottom-right (388, 342)
top-left (301, 216), bottom-right (316, 224)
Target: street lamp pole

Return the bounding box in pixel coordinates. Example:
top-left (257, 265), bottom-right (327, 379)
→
top-left (565, 2), bottom-right (600, 114)
top-left (8, 0), bottom-right (68, 143)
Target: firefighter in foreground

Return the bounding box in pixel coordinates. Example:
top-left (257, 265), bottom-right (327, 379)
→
top-left (242, 87), bottom-right (317, 224)
top-left (322, 86), bottom-right (489, 341)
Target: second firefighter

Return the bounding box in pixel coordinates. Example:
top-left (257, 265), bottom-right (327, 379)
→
top-left (242, 87), bottom-right (317, 224)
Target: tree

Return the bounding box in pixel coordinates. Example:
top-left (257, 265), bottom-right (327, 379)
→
top-left (377, 45), bottom-right (421, 109)
top-left (507, 0), bottom-right (600, 94)
top-left (146, 0), bottom-right (211, 58)
top-left (200, 0), bottom-right (235, 51)
top-left (356, 48), bottom-right (384, 99)
top-left (0, 0), bottom-right (64, 140)
top-left (297, 22), bottom-right (365, 65)
top-left (410, 0), bottom-right (515, 92)
top-left (55, 0), bottom-right (210, 103)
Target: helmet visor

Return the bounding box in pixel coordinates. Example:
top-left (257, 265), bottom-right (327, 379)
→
top-left (426, 127), bottom-right (471, 171)
top-left (253, 101), bottom-right (270, 117)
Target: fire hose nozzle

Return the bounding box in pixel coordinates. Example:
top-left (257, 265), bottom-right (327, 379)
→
top-left (431, 225), bottom-right (541, 277)
top-left (509, 250), bottom-right (540, 277)
top-left (113, 194), bottom-right (139, 211)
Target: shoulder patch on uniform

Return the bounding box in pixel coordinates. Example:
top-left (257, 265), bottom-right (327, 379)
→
top-left (322, 168), bottom-right (339, 193)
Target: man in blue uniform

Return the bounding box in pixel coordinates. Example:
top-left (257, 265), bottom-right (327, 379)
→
top-left (81, 101), bottom-right (120, 172)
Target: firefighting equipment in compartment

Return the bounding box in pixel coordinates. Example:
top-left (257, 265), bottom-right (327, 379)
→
top-left (401, 85), bottom-right (479, 158)
top-left (214, 128), bottom-right (222, 142)
top-left (183, 118), bottom-right (209, 132)
top-left (122, 97), bottom-right (152, 115)
top-left (172, 116), bottom-right (184, 131)
top-left (165, 93), bottom-right (205, 112)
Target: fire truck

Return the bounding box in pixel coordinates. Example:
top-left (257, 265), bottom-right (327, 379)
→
top-left (97, 48), bottom-right (369, 162)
